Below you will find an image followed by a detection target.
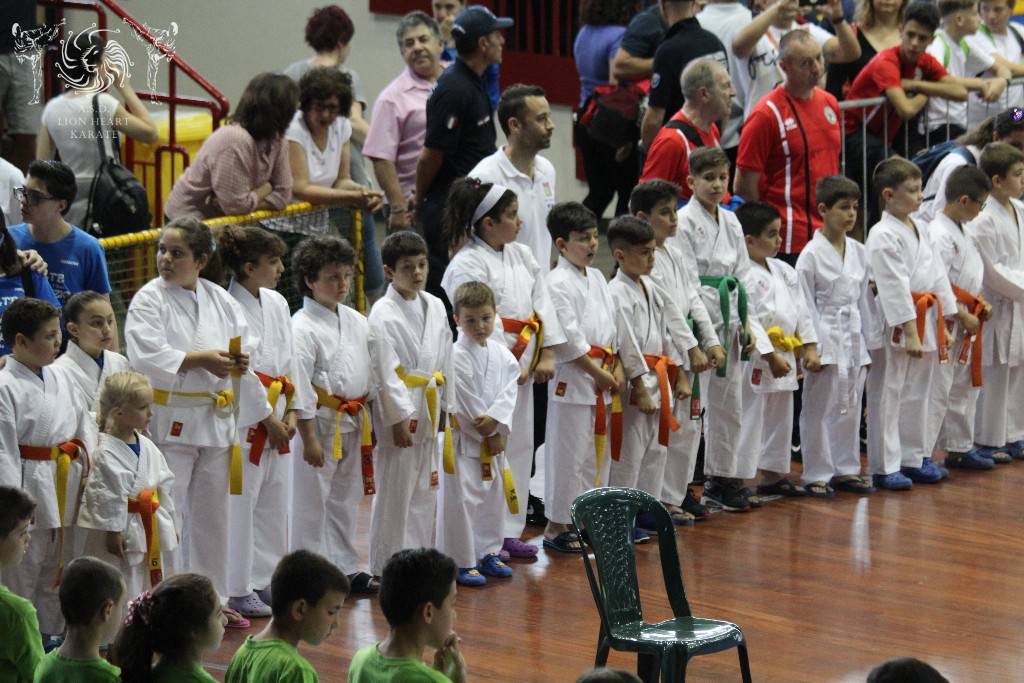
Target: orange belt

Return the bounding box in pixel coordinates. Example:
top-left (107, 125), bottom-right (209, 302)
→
top-left (911, 291), bottom-right (949, 363)
top-left (246, 372), bottom-right (295, 466)
top-left (127, 488), bottom-right (163, 588)
top-left (952, 284), bottom-right (985, 387)
top-left (316, 388), bottom-right (376, 496)
top-left (502, 314), bottom-right (543, 370)
top-left (19, 439), bottom-right (86, 586)
top-left (642, 354), bottom-right (682, 447)
top-left (587, 346), bottom-right (624, 486)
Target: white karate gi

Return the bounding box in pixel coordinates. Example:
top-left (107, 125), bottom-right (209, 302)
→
top-left (53, 342), bottom-right (131, 413)
top-left (125, 277), bottom-right (270, 599)
top-left (650, 242), bottom-right (720, 504)
top-left (225, 281), bottom-right (304, 598)
top-left (796, 231), bottom-right (873, 484)
top-left (865, 212), bottom-right (956, 474)
top-left (971, 197), bottom-right (1024, 448)
top-left (544, 256), bottom-right (621, 525)
top-left (437, 335), bottom-right (519, 568)
top-left (0, 359), bottom-right (89, 633)
top-left (367, 285), bottom-right (453, 576)
top-left (441, 236), bottom-right (566, 538)
top-left (607, 270), bottom-right (696, 498)
top-left (78, 432), bottom-right (177, 605)
top-left (737, 258), bottom-right (818, 479)
top-left (289, 297), bottom-right (413, 575)
top-left (676, 201), bottom-right (773, 479)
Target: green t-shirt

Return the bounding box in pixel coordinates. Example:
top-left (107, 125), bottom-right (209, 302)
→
top-left (0, 584), bottom-right (44, 683)
top-left (225, 637), bottom-right (318, 683)
top-left (152, 662), bottom-right (218, 683)
top-left (347, 644), bottom-right (451, 683)
top-left (32, 652), bottom-right (120, 683)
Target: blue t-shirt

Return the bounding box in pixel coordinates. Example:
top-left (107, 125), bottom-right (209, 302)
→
top-left (9, 224), bottom-right (111, 306)
top-left (0, 269), bottom-right (60, 356)
top-left (574, 25), bottom-right (627, 108)
top-left (441, 46), bottom-right (500, 109)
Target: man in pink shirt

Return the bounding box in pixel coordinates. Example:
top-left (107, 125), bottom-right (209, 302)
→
top-left (364, 11), bottom-right (446, 233)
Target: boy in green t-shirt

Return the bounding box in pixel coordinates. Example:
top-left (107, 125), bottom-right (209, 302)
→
top-left (225, 550), bottom-right (350, 683)
top-left (34, 556), bottom-right (125, 683)
top-left (348, 548), bottom-right (466, 683)
top-left (0, 487), bottom-right (43, 683)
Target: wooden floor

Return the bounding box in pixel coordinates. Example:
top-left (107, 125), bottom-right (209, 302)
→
top-left (201, 457), bottom-right (1024, 682)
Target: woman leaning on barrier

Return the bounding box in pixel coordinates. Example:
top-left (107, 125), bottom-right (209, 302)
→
top-left (826, 0), bottom-right (909, 100)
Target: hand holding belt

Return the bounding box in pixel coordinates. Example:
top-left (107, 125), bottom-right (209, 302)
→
top-left (586, 345), bottom-right (623, 486)
top-left (699, 275), bottom-right (749, 377)
top-left (127, 488), bottom-right (163, 587)
top-left (502, 313), bottom-right (544, 371)
top-left (314, 385), bottom-right (376, 495)
top-left (395, 366), bottom-right (455, 476)
top-left (766, 326), bottom-right (802, 352)
top-left (19, 439), bottom-right (86, 585)
top-left (911, 291), bottom-right (949, 363)
top-left (247, 372), bottom-right (296, 466)
top-left (952, 284), bottom-right (985, 387)
top-left (642, 354), bottom-right (682, 447)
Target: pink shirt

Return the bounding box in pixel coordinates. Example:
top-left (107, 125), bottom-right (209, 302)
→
top-left (363, 66), bottom-right (438, 202)
top-left (164, 124), bottom-right (292, 220)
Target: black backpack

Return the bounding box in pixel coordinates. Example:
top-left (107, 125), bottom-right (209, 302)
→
top-left (84, 94), bottom-right (152, 237)
top-left (911, 142), bottom-right (976, 201)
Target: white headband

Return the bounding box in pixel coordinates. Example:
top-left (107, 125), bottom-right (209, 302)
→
top-left (470, 184), bottom-right (511, 226)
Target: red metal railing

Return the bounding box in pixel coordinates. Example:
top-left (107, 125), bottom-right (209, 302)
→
top-left (38, 0), bottom-right (230, 222)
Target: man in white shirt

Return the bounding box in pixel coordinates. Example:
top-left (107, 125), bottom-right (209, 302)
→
top-left (697, 0), bottom-right (752, 161)
top-left (972, 0), bottom-right (1024, 128)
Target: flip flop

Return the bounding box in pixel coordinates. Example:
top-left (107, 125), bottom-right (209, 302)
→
top-left (347, 572), bottom-right (380, 595)
top-left (542, 531), bottom-right (583, 554)
top-left (831, 475), bottom-right (876, 494)
top-left (664, 504), bottom-right (695, 527)
top-left (757, 477), bottom-right (807, 497)
top-left (222, 607), bottom-right (251, 630)
top-left (803, 481), bottom-right (836, 499)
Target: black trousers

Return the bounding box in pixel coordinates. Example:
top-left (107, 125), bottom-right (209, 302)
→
top-left (576, 122), bottom-right (638, 219)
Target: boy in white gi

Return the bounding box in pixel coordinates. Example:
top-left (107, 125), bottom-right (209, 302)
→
top-left (438, 281), bottom-right (520, 584)
top-left (796, 176), bottom-right (876, 495)
top-left (631, 180), bottom-right (721, 525)
top-left (607, 216), bottom-right (698, 536)
top-left (368, 231), bottom-right (454, 578)
top-left (0, 298), bottom-right (89, 637)
top-left (865, 157), bottom-right (962, 490)
top-left (542, 203), bottom-right (626, 553)
top-left (290, 235), bottom-right (414, 594)
top-left (735, 202), bottom-right (821, 500)
top-left (969, 143), bottom-right (1024, 462)
top-left (926, 166), bottom-right (994, 470)
top-left (676, 146), bottom-right (773, 512)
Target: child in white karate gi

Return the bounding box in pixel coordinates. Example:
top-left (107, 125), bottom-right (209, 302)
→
top-left (735, 202), bottom-right (821, 500)
top-left (55, 291), bottom-right (130, 414)
top-left (78, 371), bottom-right (177, 613)
top-left (290, 235), bottom-right (414, 594)
top-left (440, 178), bottom-right (566, 561)
top-left (797, 176), bottom-right (876, 495)
top-left (368, 231), bottom-right (454, 578)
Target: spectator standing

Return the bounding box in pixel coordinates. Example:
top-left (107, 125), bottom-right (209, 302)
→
top-left (365, 12), bottom-right (447, 233)
top-left (696, 0), bottom-right (754, 165)
top-left (0, 156), bottom-right (24, 226)
top-left (611, 2), bottom-right (668, 81)
top-left (826, 0), bottom-right (908, 100)
top-left (574, 0), bottom-right (641, 219)
top-left (974, 0), bottom-right (1024, 128)
top-left (0, 0), bottom-right (41, 172)
top-left (433, 0), bottom-right (501, 108)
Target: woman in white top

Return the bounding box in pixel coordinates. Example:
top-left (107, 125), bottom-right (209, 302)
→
top-left (36, 30), bottom-right (157, 228)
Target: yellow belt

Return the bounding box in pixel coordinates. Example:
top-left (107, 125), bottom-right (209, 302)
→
top-left (766, 326), bottom-right (802, 353)
top-left (314, 385), bottom-right (375, 495)
top-left (451, 415), bottom-right (519, 514)
top-left (396, 366), bottom-right (455, 476)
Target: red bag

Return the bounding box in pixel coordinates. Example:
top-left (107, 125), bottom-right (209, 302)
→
top-left (579, 80), bottom-right (650, 149)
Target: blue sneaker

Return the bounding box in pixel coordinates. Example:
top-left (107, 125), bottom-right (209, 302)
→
top-left (974, 445), bottom-right (1013, 464)
top-left (477, 553), bottom-right (513, 578)
top-left (923, 457), bottom-right (949, 480)
top-left (873, 472), bottom-right (914, 490)
top-left (633, 527), bottom-right (650, 544)
top-left (1005, 440), bottom-right (1024, 460)
top-left (945, 449), bottom-right (995, 470)
top-left (457, 567), bottom-right (486, 586)
top-left (901, 461), bottom-right (943, 483)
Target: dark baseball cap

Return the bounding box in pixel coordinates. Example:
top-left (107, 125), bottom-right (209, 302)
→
top-left (451, 5), bottom-right (514, 43)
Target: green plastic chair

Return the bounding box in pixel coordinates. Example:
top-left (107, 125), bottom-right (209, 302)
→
top-left (570, 487), bottom-right (752, 683)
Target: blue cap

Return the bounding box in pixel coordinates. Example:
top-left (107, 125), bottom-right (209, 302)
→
top-left (451, 5), bottom-right (514, 44)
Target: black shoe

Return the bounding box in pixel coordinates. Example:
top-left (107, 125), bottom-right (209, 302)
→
top-left (526, 494), bottom-right (547, 526)
top-left (702, 478), bottom-right (751, 512)
top-left (791, 429), bottom-right (802, 463)
top-left (682, 488), bottom-right (711, 520)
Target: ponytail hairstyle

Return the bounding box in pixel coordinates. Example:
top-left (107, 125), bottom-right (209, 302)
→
top-left (0, 210), bottom-right (22, 277)
top-left (96, 371), bottom-right (152, 433)
top-left (441, 177), bottom-right (517, 255)
top-left (63, 290), bottom-right (107, 344)
top-left (215, 224), bottom-right (287, 284)
top-left (111, 573), bottom-right (219, 683)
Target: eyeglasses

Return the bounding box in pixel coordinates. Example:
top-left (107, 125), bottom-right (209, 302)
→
top-left (14, 187), bottom-right (56, 205)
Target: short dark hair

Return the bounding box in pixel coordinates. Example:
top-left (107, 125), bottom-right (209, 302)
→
top-left (305, 5), bottom-right (355, 51)
top-left (379, 548), bottom-right (456, 628)
top-left (945, 165), bottom-right (992, 203)
top-left (547, 201), bottom-right (598, 243)
top-left (380, 230), bottom-right (428, 269)
top-left (291, 234), bottom-right (355, 297)
top-left (232, 73), bottom-right (299, 141)
top-left (453, 281), bottom-right (496, 313)
top-left (629, 179), bottom-right (680, 216)
top-left (576, 668), bottom-right (644, 683)
top-left (214, 224), bottom-right (288, 284)
top-left (937, 0), bottom-right (973, 17)
top-left (298, 67), bottom-right (354, 117)
top-left (980, 141), bottom-right (1024, 179)
top-left (607, 215), bottom-right (655, 251)
top-left (0, 486), bottom-right (35, 539)
top-left (397, 11), bottom-right (442, 48)
top-left (579, 0), bottom-right (640, 25)
top-left (270, 550), bottom-right (350, 620)
top-left (816, 175), bottom-right (861, 208)
top-left (497, 84), bottom-right (547, 136)
top-left (737, 201), bottom-right (782, 237)
top-left (904, 1), bottom-right (941, 32)
top-left (687, 146), bottom-right (730, 176)
top-left (27, 160), bottom-right (76, 214)
top-left (1, 297), bottom-right (61, 347)
top-left (867, 657), bottom-right (948, 683)
top-left (59, 556), bottom-right (124, 626)
top-left (873, 156), bottom-right (922, 195)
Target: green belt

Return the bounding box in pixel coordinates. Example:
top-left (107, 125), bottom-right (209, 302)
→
top-left (699, 275), bottom-right (750, 377)
top-left (687, 318), bottom-right (701, 420)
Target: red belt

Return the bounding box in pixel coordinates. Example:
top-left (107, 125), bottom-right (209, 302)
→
top-left (952, 284), bottom-right (985, 387)
top-left (642, 354), bottom-right (682, 447)
top-left (127, 488), bottom-right (163, 588)
top-left (911, 291), bottom-right (948, 363)
top-left (502, 314), bottom-right (542, 370)
top-left (246, 371), bottom-right (295, 466)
